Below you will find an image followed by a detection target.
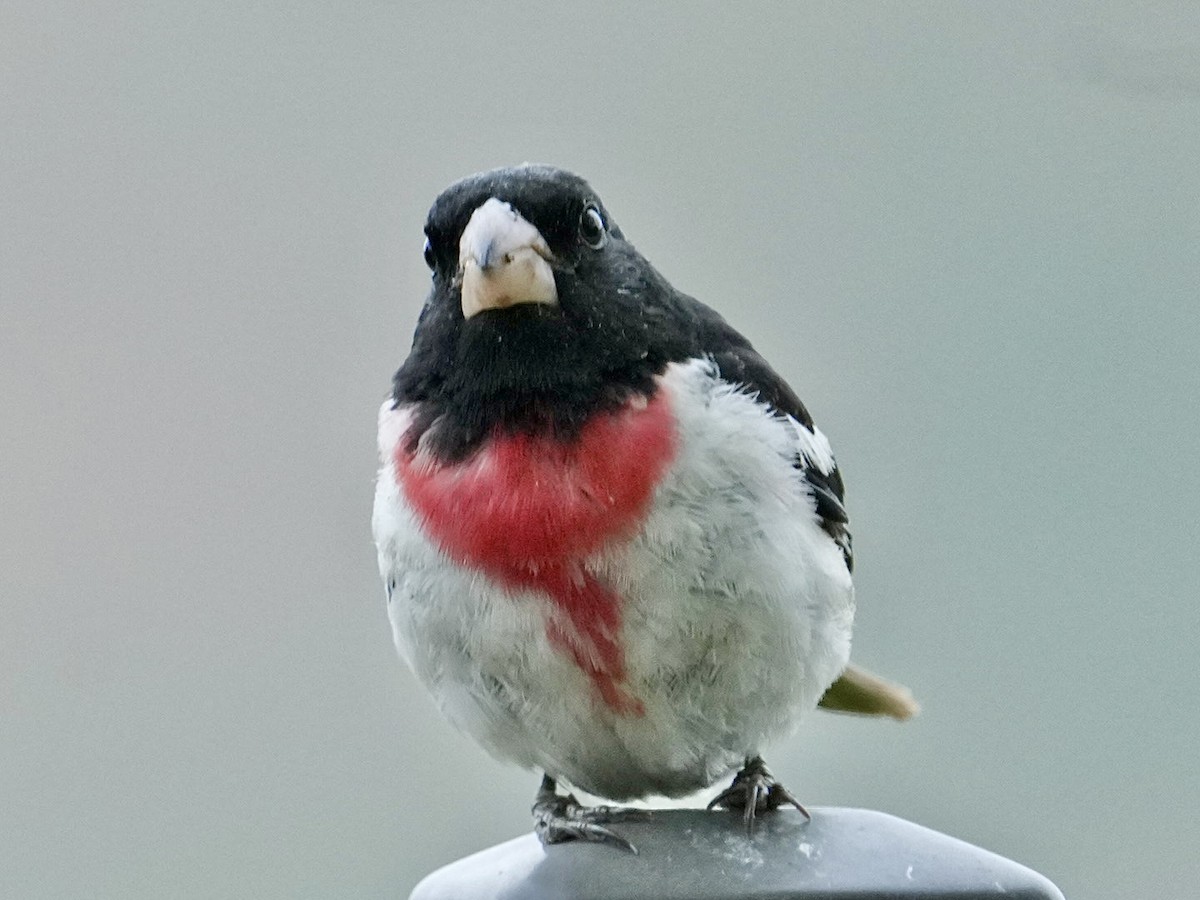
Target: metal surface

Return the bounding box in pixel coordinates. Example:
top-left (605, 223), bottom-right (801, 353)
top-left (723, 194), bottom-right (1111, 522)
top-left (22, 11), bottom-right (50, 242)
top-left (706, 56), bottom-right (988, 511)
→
top-left (410, 807), bottom-right (1064, 900)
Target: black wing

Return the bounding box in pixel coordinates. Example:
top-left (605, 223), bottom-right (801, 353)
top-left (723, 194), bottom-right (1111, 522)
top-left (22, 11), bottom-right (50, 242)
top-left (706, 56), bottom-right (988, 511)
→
top-left (681, 300), bottom-right (853, 572)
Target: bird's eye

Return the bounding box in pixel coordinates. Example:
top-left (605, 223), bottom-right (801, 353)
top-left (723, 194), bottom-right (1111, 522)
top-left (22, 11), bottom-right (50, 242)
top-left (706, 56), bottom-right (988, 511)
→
top-left (423, 236), bottom-right (436, 269)
top-left (579, 205), bottom-right (606, 250)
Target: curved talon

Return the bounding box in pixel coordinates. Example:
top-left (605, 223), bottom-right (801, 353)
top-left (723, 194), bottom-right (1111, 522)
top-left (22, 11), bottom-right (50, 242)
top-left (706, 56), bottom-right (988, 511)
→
top-left (708, 756), bottom-right (811, 833)
top-left (532, 775), bottom-right (641, 854)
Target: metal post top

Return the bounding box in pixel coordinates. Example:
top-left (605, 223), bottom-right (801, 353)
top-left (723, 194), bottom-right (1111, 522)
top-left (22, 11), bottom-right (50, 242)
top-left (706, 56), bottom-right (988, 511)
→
top-left (410, 807), bottom-right (1064, 900)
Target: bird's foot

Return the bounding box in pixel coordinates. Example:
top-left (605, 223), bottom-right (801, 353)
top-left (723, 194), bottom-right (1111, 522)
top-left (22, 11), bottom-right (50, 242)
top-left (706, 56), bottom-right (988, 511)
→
top-left (707, 755), bottom-right (810, 833)
top-left (532, 775), bottom-right (645, 854)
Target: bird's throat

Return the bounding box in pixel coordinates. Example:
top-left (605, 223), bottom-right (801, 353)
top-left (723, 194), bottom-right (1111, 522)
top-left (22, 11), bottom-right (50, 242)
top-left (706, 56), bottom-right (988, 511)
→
top-left (395, 390), bottom-right (678, 714)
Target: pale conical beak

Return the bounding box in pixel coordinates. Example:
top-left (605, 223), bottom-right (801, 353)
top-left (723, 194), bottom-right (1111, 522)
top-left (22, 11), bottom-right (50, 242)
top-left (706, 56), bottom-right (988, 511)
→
top-left (458, 198), bottom-right (558, 319)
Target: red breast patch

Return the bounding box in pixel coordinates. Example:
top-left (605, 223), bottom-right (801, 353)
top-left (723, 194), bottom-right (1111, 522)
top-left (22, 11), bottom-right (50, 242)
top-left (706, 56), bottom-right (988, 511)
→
top-left (395, 391), bottom-right (677, 715)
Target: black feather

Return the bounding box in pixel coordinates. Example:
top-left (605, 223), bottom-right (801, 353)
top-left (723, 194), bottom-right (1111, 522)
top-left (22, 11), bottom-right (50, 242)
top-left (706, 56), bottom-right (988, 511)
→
top-left (392, 165), bottom-right (852, 569)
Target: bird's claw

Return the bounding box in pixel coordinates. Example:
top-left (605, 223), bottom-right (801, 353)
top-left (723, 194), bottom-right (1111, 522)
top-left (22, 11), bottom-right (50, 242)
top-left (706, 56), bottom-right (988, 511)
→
top-left (532, 775), bottom-right (643, 853)
top-left (707, 756), bottom-right (810, 833)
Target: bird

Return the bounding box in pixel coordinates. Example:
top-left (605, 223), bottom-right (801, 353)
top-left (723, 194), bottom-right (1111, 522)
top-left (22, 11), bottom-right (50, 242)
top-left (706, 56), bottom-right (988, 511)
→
top-left (373, 164), bottom-right (917, 851)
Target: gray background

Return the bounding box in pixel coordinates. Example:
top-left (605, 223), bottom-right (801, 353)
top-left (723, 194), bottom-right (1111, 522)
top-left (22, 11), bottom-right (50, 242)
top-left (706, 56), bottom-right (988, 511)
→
top-left (3, 3), bottom-right (1197, 898)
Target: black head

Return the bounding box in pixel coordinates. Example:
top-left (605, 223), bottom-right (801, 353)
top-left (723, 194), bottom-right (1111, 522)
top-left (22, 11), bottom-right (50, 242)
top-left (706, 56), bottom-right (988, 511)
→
top-left (392, 165), bottom-right (713, 460)
top-left (421, 165), bottom-right (626, 274)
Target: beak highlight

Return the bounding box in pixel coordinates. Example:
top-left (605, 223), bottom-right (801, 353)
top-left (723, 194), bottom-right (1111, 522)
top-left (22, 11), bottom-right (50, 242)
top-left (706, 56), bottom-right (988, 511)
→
top-left (458, 198), bottom-right (558, 320)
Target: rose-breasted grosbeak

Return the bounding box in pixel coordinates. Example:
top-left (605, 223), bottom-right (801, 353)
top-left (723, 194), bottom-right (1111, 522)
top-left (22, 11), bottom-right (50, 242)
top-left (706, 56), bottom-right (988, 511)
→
top-left (374, 166), bottom-right (915, 850)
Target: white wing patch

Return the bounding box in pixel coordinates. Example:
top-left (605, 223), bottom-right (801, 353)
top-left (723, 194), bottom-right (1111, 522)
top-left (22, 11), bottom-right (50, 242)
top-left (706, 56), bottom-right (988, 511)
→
top-left (789, 416), bottom-right (836, 476)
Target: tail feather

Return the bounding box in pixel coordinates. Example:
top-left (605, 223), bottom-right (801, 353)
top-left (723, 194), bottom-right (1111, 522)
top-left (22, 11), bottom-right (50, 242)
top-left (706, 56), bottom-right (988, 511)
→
top-left (818, 664), bottom-right (919, 720)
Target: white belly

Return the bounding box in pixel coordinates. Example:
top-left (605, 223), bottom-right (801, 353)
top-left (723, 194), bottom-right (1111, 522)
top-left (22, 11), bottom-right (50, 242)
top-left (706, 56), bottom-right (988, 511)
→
top-left (372, 359), bottom-right (854, 800)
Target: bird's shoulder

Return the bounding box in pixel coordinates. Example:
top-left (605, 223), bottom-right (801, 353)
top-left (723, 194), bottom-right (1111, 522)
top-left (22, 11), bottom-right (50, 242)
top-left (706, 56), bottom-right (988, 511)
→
top-left (671, 293), bottom-right (854, 572)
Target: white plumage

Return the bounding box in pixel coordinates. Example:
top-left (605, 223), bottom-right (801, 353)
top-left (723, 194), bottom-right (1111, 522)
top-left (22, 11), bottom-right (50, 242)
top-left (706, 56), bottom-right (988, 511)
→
top-left (373, 358), bottom-right (854, 801)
